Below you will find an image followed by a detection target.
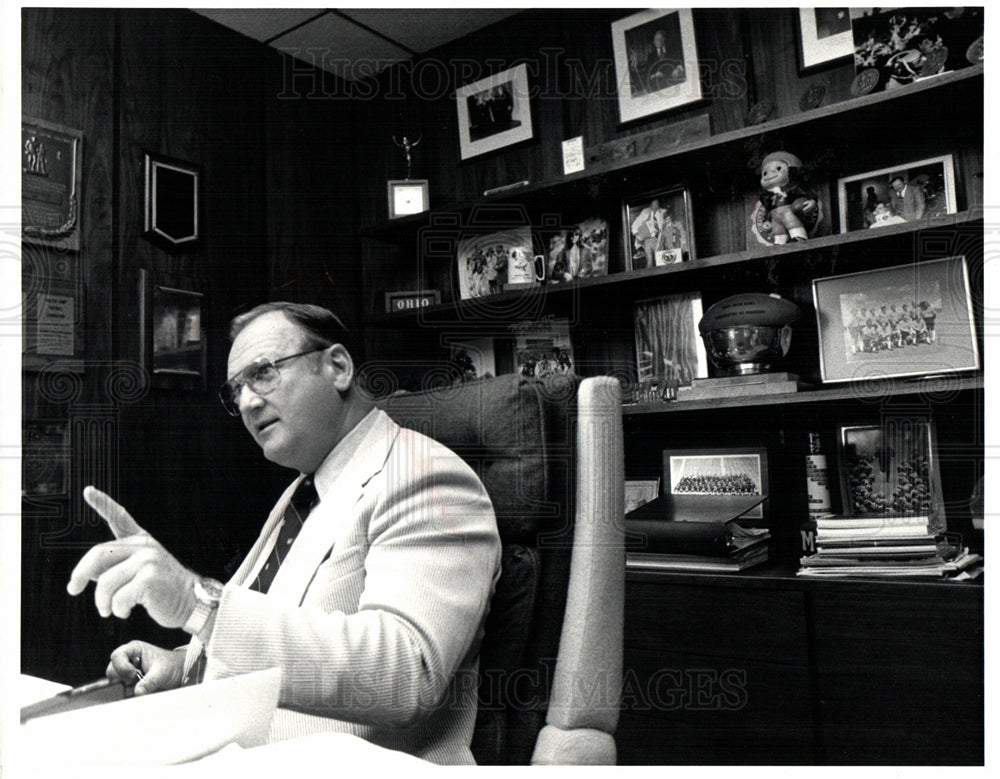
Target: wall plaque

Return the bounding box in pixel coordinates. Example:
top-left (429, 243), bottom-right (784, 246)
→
top-left (22, 117), bottom-right (83, 251)
top-left (385, 290), bottom-right (441, 314)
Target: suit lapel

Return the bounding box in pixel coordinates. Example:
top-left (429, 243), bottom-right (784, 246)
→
top-left (266, 410), bottom-right (399, 603)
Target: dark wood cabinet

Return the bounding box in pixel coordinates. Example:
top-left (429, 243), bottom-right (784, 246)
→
top-left (620, 569), bottom-right (983, 765)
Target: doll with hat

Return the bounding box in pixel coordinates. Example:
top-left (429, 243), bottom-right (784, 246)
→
top-left (750, 151), bottom-right (822, 245)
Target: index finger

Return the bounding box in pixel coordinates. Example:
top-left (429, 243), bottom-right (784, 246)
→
top-left (83, 486), bottom-right (144, 539)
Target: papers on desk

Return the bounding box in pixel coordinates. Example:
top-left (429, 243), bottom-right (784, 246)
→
top-left (20, 667), bottom-right (281, 765)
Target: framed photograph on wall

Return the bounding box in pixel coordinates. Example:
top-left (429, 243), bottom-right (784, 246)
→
top-left (837, 154), bottom-right (957, 234)
top-left (23, 420), bottom-right (70, 498)
top-left (633, 291), bottom-right (707, 391)
top-left (662, 447), bottom-right (769, 519)
top-left (541, 216), bottom-right (610, 283)
top-left (139, 270), bottom-right (206, 387)
top-left (796, 7), bottom-right (854, 73)
top-left (611, 9), bottom-right (702, 124)
top-left (838, 420), bottom-right (945, 524)
top-left (812, 255), bottom-right (979, 383)
top-left (623, 187), bottom-right (695, 270)
top-left (22, 273), bottom-right (85, 373)
top-left (455, 63), bottom-right (533, 161)
top-left (143, 151), bottom-right (201, 251)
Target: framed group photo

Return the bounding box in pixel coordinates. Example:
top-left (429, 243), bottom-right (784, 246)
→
top-left (838, 420), bottom-right (945, 523)
top-left (624, 187), bottom-right (694, 270)
top-left (455, 63), bottom-right (533, 161)
top-left (813, 255), bottom-right (979, 383)
top-left (662, 447), bottom-right (769, 519)
top-left (611, 9), bottom-right (702, 124)
top-left (837, 154), bottom-right (957, 234)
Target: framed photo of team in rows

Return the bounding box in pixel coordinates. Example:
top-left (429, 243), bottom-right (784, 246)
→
top-left (812, 255), bottom-right (979, 384)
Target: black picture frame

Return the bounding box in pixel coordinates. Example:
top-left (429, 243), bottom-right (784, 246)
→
top-left (139, 269), bottom-right (206, 389)
top-left (143, 152), bottom-right (202, 251)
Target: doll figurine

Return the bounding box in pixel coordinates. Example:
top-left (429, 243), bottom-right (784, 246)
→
top-left (750, 151), bottom-right (821, 245)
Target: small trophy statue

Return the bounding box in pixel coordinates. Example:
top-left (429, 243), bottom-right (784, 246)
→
top-left (393, 135), bottom-right (421, 180)
top-left (387, 135), bottom-right (429, 219)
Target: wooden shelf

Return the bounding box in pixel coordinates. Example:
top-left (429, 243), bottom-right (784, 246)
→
top-left (623, 374), bottom-right (982, 415)
top-left (368, 211), bottom-right (983, 325)
top-left (361, 65), bottom-right (983, 239)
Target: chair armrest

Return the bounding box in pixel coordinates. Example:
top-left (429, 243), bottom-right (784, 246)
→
top-left (531, 377), bottom-right (624, 765)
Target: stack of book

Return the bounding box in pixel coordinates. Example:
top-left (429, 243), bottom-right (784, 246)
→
top-left (798, 513), bottom-right (982, 579)
top-left (624, 493), bottom-right (772, 574)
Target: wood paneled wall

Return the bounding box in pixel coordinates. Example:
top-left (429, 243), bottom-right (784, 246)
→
top-left (21, 8), bottom-right (361, 683)
top-left (351, 8), bottom-right (858, 372)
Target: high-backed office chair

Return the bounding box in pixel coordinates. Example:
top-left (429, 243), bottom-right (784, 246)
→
top-left (379, 373), bottom-right (624, 765)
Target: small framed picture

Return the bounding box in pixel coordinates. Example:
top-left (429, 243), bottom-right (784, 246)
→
top-left (796, 7), bottom-right (854, 73)
top-left (143, 151), bottom-right (201, 251)
top-left (541, 216), bottom-right (609, 283)
top-left (611, 9), bottom-right (703, 124)
top-left (456, 227), bottom-right (533, 300)
top-left (22, 273), bottom-right (85, 373)
top-left (23, 420), bottom-right (70, 498)
top-left (812, 255), bottom-right (979, 384)
top-left (625, 479), bottom-right (661, 514)
top-left (455, 63), bottom-right (533, 161)
top-left (387, 179), bottom-right (429, 219)
top-left (140, 269), bottom-right (206, 387)
top-left (512, 318), bottom-right (574, 379)
top-left (633, 291), bottom-right (708, 393)
top-left (838, 420), bottom-right (945, 523)
top-left (836, 154), bottom-right (957, 234)
top-left (662, 447), bottom-right (769, 519)
top-left (623, 187), bottom-right (695, 270)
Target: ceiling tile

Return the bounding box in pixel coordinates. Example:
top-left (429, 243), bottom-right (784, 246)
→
top-left (271, 13), bottom-right (411, 81)
top-left (339, 8), bottom-right (521, 54)
top-left (194, 9), bottom-right (324, 43)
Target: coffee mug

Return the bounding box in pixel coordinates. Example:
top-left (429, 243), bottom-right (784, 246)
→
top-left (506, 251), bottom-right (546, 286)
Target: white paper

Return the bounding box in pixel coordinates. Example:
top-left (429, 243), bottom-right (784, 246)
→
top-left (562, 136), bottom-right (584, 175)
top-left (20, 667), bottom-right (281, 766)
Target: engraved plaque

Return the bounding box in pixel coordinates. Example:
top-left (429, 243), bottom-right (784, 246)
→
top-left (22, 117), bottom-right (83, 251)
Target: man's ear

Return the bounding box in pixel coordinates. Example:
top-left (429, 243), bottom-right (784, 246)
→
top-left (324, 343), bottom-right (354, 392)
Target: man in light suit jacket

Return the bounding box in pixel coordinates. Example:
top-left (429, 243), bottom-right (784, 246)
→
top-left (68, 302), bottom-right (501, 764)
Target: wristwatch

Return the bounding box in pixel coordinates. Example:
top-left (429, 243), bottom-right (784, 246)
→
top-left (183, 577), bottom-right (224, 640)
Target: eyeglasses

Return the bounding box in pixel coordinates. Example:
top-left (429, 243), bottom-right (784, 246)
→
top-left (219, 347), bottom-right (326, 416)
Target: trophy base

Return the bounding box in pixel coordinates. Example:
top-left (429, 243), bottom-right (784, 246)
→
top-left (679, 372), bottom-right (801, 401)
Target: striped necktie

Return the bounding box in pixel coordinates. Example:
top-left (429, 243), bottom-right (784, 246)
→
top-left (251, 476), bottom-right (319, 593)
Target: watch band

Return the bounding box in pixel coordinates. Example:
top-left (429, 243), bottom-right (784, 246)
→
top-left (183, 577), bottom-right (224, 638)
